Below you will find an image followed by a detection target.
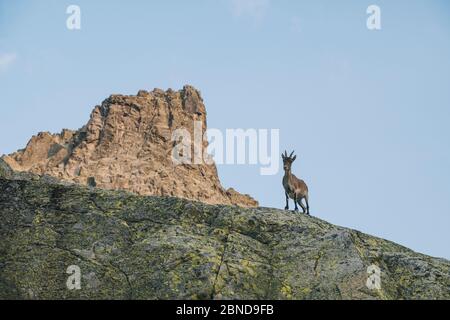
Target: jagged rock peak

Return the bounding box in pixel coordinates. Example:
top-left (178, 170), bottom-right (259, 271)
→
top-left (2, 85), bottom-right (258, 207)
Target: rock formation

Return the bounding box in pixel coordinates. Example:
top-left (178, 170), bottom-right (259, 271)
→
top-left (1, 86), bottom-right (257, 207)
top-left (0, 164), bottom-right (449, 300)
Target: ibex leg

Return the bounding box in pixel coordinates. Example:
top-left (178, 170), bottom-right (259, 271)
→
top-left (298, 198), bottom-right (306, 214)
top-left (284, 192), bottom-right (289, 210)
top-left (305, 195), bottom-right (310, 215)
top-left (293, 194), bottom-right (299, 211)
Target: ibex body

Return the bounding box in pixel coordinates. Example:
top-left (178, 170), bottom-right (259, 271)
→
top-left (282, 151), bottom-right (310, 214)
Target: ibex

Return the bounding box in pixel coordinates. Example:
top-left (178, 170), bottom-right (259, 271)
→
top-left (282, 151), bottom-right (310, 214)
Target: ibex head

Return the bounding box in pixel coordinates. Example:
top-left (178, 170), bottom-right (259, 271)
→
top-left (281, 151), bottom-right (297, 172)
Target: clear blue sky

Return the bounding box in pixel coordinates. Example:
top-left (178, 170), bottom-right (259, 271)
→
top-left (1, 0), bottom-right (449, 259)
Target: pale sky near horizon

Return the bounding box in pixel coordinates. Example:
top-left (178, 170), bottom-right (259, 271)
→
top-left (1, 0), bottom-right (449, 259)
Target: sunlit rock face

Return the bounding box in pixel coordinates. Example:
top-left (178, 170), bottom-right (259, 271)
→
top-left (2, 85), bottom-right (257, 207)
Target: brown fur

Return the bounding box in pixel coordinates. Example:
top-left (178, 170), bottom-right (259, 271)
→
top-left (282, 151), bottom-right (310, 214)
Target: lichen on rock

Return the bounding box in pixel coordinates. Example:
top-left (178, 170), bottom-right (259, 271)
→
top-left (0, 172), bottom-right (448, 300)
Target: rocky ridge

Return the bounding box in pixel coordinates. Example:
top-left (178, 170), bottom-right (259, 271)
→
top-left (0, 160), bottom-right (449, 300)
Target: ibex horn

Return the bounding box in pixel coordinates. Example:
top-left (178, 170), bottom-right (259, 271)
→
top-left (289, 151), bottom-right (295, 158)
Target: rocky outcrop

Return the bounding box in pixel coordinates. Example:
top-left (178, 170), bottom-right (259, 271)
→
top-left (0, 165), bottom-right (448, 300)
top-left (2, 86), bottom-right (257, 207)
